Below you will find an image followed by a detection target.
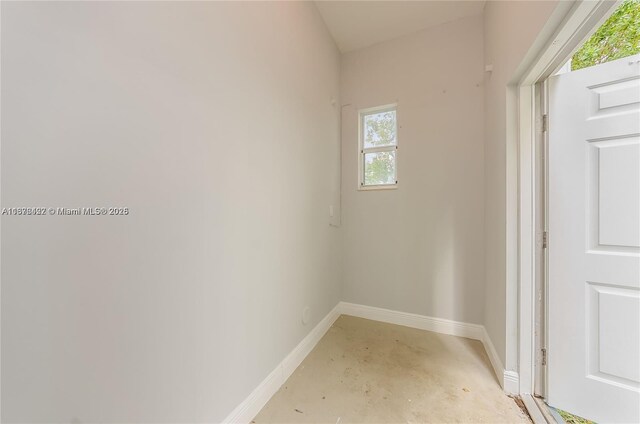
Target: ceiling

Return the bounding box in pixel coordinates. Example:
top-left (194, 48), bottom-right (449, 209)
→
top-left (315, 1), bottom-right (485, 53)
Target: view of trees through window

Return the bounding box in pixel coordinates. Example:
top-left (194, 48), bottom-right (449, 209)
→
top-left (362, 110), bottom-right (397, 186)
top-left (364, 151), bottom-right (396, 186)
top-left (363, 111), bottom-right (396, 147)
top-left (572, 0), bottom-right (640, 70)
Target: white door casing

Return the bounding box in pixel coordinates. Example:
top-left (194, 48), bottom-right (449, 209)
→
top-left (548, 54), bottom-right (640, 423)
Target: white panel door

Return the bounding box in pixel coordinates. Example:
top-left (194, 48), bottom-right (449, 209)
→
top-left (548, 54), bottom-right (640, 424)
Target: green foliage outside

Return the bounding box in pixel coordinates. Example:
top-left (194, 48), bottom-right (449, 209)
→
top-left (364, 111), bottom-right (396, 148)
top-left (363, 111), bottom-right (396, 185)
top-left (364, 151), bottom-right (396, 185)
top-left (557, 409), bottom-right (595, 424)
top-left (572, 0), bottom-right (640, 70)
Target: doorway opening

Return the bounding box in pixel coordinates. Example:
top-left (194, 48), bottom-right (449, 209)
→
top-left (507, 1), bottom-right (640, 423)
top-left (528, 1), bottom-right (640, 423)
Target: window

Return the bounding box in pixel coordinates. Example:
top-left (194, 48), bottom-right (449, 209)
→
top-left (359, 104), bottom-right (397, 189)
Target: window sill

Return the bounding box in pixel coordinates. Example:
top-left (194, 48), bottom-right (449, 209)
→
top-left (358, 183), bottom-right (398, 191)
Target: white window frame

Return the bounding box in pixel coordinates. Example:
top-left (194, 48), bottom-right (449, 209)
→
top-left (358, 104), bottom-right (398, 191)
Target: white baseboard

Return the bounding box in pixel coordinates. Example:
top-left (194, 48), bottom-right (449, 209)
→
top-left (339, 302), bottom-right (485, 340)
top-left (221, 303), bottom-right (342, 424)
top-left (503, 370), bottom-right (520, 394)
top-left (481, 326), bottom-right (519, 394)
top-left (222, 301), bottom-right (518, 423)
top-left (481, 326), bottom-right (504, 386)
top-left (341, 302), bottom-right (519, 394)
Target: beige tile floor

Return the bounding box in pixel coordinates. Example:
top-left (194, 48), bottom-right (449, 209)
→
top-left (254, 315), bottom-right (530, 423)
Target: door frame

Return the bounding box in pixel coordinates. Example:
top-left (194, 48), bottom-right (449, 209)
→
top-left (512, 0), bottom-right (620, 402)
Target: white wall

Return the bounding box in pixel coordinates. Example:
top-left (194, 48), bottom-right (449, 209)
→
top-left (340, 15), bottom-right (486, 325)
top-left (483, 0), bottom-right (560, 370)
top-left (0, 2), bottom-right (341, 422)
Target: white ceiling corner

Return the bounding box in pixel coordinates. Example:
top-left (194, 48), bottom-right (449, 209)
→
top-left (315, 0), bottom-right (485, 53)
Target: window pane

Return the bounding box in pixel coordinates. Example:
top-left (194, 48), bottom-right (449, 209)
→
top-left (363, 110), bottom-right (396, 148)
top-left (364, 150), bottom-right (396, 185)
